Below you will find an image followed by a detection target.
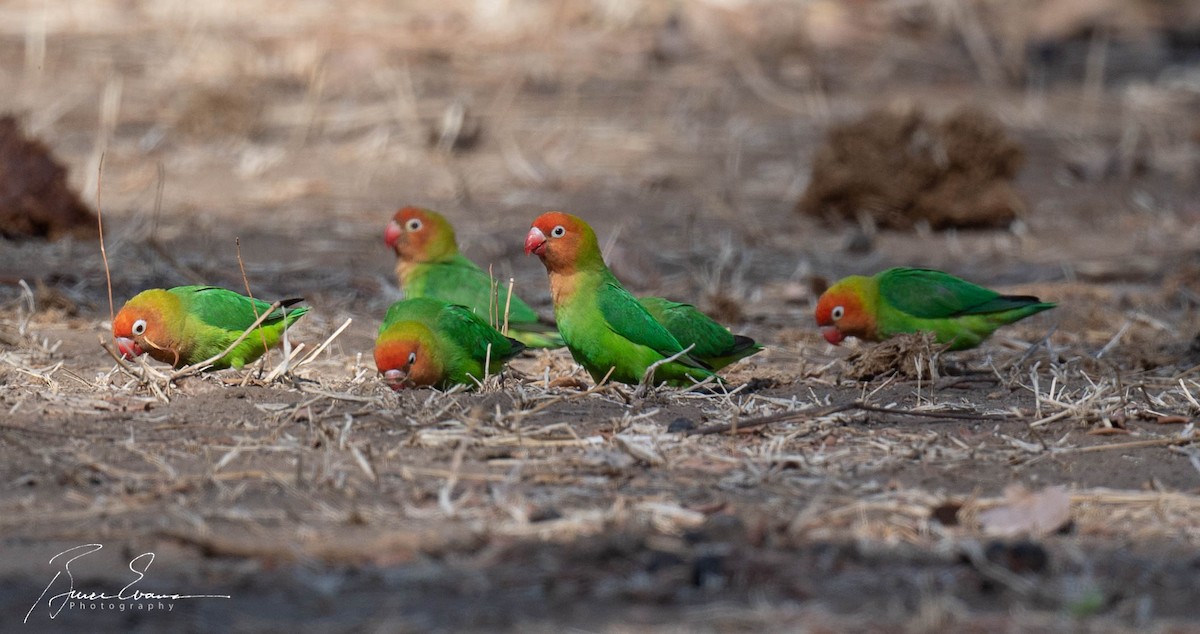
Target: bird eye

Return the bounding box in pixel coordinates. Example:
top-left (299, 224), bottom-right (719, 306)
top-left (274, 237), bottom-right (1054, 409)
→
top-left (551, 225), bottom-right (566, 238)
top-left (831, 306), bottom-right (844, 321)
top-left (132, 319), bottom-right (147, 336)
top-left (407, 352), bottom-right (417, 366)
top-left (406, 218), bottom-right (422, 232)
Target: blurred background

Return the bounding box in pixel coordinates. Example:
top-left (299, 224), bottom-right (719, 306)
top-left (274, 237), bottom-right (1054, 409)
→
top-left (1, 0), bottom-right (1197, 333)
top-left (4, 2), bottom-right (1200, 630)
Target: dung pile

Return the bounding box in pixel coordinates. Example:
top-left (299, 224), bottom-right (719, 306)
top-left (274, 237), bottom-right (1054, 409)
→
top-left (0, 116), bottom-right (96, 241)
top-left (841, 331), bottom-right (947, 381)
top-left (797, 107), bottom-right (1025, 231)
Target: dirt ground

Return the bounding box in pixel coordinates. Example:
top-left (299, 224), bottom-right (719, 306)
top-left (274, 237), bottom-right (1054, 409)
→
top-left (3, 1), bottom-right (1200, 631)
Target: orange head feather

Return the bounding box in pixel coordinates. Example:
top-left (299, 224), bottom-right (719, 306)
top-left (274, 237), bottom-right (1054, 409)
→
top-left (374, 323), bottom-right (444, 389)
top-left (112, 289), bottom-right (185, 365)
top-left (384, 206), bottom-right (459, 265)
top-left (814, 275), bottom-right (878, 345)
top-left (524, 211), bottom-right (604, 275)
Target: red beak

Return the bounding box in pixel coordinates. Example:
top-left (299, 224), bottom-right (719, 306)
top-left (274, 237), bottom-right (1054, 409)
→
top-left (821, 327), bottom-right (844, 345)
top-left (382, 368), bottom-right (408, 390)
top-left (116, 336), bottom-right (144, 359)
top-left (524, 226), bottom-right (547, 256)
top-left (384, 220), bottom-right (401, 249)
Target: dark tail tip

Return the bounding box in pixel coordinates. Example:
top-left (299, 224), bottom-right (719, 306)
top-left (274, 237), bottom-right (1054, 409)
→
top-left (280, 297), bottom-right (305, 308)
top-left (730, 334), bottom-right (761, 353)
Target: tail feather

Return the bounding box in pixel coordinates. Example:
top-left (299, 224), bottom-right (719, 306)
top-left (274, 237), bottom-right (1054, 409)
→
top-left (508, 327), bottom-right (565, 349)
top-left (505, 336), bottom-right (528, 358)
top-left (701, 335), bottom-right (764, 370)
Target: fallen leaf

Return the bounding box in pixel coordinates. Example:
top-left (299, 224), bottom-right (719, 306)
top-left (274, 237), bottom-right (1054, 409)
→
top-left (978, 484), bottom-right (1071, 537)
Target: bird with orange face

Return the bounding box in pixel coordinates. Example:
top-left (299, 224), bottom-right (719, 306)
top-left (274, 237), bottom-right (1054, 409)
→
top-left (524, 211), bottom-right (754, 387)
top-left (384, 206), bottom-right (562, 348)
top-left (112, 286), bottom-right (308, 369)
top-left (374, 297), bottom-right (525, 390)
top-left (814, 268), bottom-right (1055, 351)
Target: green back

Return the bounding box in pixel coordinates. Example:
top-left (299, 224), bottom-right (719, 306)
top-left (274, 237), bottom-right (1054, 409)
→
top-left (877, 268), bottom-right (1007, 318)
top-left (171, 286), bottom-right (308, 369)
top-left (405, 255), bottom-right (541, 325)
top-left (875, 269), bottom-right (1055, 350)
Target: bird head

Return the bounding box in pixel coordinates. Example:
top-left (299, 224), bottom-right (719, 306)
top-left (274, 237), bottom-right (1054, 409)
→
top-left (524, 211), bottom-right (602, 273)
top-left (384, 206), bottom-right (458, 264)
top-left (374, 325), bottom-right (441, 389)
top-left (112, 290), bottom-right (178, 364)
top-left (814, 277), bottom-right (874, 345)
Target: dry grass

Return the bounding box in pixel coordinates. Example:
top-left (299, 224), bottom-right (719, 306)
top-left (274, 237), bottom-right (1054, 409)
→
top-left (3, 0), bottom-right (1200, 629)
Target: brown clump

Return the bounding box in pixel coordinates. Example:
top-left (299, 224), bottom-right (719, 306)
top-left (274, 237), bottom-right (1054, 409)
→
top-left (842, 331), bottom-right (948, 381)
top-left (797, 107), bottom-right (1025, 230)
top-left (0, 116), bottom-right (97, 241)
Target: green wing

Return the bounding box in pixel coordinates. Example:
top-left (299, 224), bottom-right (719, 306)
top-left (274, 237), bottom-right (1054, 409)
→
top-left (638, 297), bottom-right (761, 368)
top-left (597, 281), bottom-right (709, 370)
top-left (437, 303), bottom-right (526, 364)
top-left (638, 297), bottom-right (733, 358)
top-left (877, 268), bottom-right (1039, 318)
top-left (174, 286), bottom-right (306, 331)
top-left (410, 255), bottom-right (542, 326)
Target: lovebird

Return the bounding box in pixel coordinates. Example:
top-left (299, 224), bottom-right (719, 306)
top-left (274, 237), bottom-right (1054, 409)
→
top-left (374, 297), bottom-right (526, 390)
top-left (814, 267), bottom-right (1056, 351)
top-left (385, 206), bottom-right (563, 348)
top-left (112, 286), bottom-right (309, 369)
top-left (524, 211), bottom-right (716, 387)
top-left (637, 297), bottom-right (762, 370)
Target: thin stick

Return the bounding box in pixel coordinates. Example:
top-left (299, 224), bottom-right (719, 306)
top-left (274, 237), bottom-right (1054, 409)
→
top-left (151, 161), bottom-right (165, 239)
top-left (235, 237), bottom-right (272, 375)
top-left (1060, 437), bottom-right (1195, 455)
top-left (95, 152), bottom-right (114, 325)
top-left (635, 343), bottom-right (696, 399)
top-left (294, 318), bottom-right (352, 369)
top-left (502, 277), bottom-right (514, 336)
top-left (170, 301), bottom-right (282, 380)
top-left (688, 401), bottom-right (1013, 436)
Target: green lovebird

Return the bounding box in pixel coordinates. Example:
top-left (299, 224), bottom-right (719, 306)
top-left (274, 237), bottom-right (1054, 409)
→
top-left (814, 267), bottom-right (1056, 351)
top-left (524, 211), bottom-right (717, 387)
top-left (374, 297), bottom-right (526, 390)
top-left (112, 286), bottom-right (309, 369)
top-left (636, 297), bottom-right (762, 370)
top-left (385, 206), bottom-right (563, 348)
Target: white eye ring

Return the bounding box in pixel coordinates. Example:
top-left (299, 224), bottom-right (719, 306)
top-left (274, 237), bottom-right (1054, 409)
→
top-left (831, 306), bottom-right (844, 321)
top-left (406, 218), bottom-right (422, 232)
top-left (132, 319), bottom-right (147, 336)
top-left (550, 225), bottom-right (566, 238)
top-left (407, 352), bottom-right (417, 366)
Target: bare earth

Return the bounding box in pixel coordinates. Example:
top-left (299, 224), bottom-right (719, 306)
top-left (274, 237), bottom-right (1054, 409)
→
top-left (2, 1), bottom-right (1200, 631)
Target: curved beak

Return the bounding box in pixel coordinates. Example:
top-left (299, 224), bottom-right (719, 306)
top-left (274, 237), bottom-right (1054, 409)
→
top-left (384, 220), bottom-right (402, 250)
top-left (116, 336), bottom-right (144, 359)
top-left (524, 226), bottom-right (546, 256)
top-left (821, 327), bottom-right (844, 346)
top-left (382, 368), bottom-right (409, 390)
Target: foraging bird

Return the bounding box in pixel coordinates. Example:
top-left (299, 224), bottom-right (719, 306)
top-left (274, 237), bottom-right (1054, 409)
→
top-left (374, 297), bottom-right (525, 390)
top-left (112, 286), bottom-right (308, 369)
top-left (814, 267), bottom-right (1055, 351)
top-left (384, 206), bottom-right (563, 348)
top-left (637, 297), bottom-right (762, 370)
top-left (524, 211), bottom-right (717, 387)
